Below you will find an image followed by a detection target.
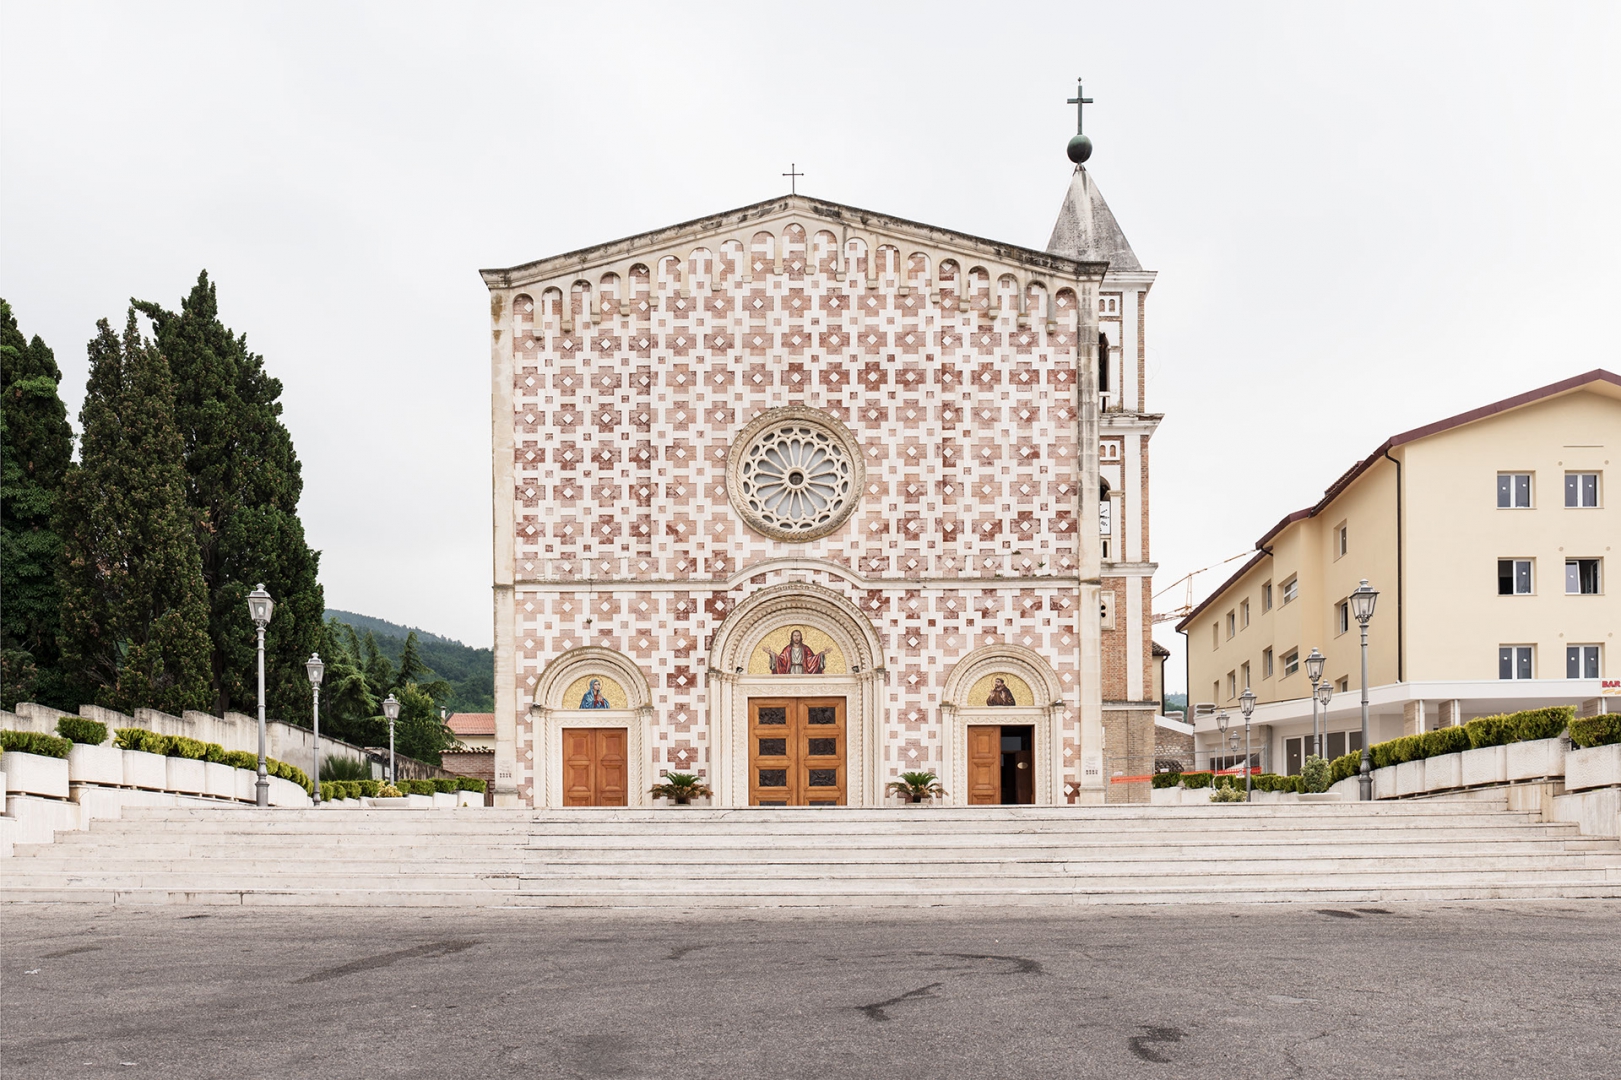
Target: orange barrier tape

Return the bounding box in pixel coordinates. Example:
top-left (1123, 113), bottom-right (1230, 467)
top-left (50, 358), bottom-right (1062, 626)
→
top-left (1110, 774), bottom-right (1154, 784)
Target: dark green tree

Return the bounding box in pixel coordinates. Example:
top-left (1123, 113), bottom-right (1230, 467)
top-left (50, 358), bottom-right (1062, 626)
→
top-left (392, 681), bottom-right (456, 765)
top-left (133, 272), bottom-right (323, 723)
top-left (55, 312), bottom-right (213, 713)
top-left (0, 300), bottom-right (75, 709)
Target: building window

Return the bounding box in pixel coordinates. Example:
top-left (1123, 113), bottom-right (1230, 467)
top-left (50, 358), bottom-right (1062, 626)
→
top-left (1226, 670), bottom-right (1236, 699)
top-left (1499, 645), bottom-right (1534, 680)
top-left (1099, 498), bottom-right (1112, 536)
top-left (1226, 611), bottom-right (1236, 639)
top-left (1497, 473), bottom-right (1532, 508)
top-left (1565, 472), bottom-right (1599, 508)
top-left (1567, 645), bottom-right (1601, 679)
top-left (1335, 522), bottom-right (1348, 559)
top-left (1324, 730), bottom-right (1365, 759)
top-left (1261, 581), bottom-right (1273, 612)
top-left (1281, 576), bottom-right (1298, 605)
top-left (1213, 681), bottom-right (1220, 705)
top-left (1241, 662), bottom-right (1250, 690)
top-left (1282, 649), bottom-right (1299, 678)
top-left (1335, 600), bottom-right (1350, 636)
top-left (1241, 600), bottom-right (1250, 629)
top-left (1337, 676), bottom-right (1349, 692)
top-left (1263, 648), bottom-right (1274, 679)
top-left (1566, 559), bottom-right (1601, 595)
top-left (1211, 622), bottom-right (1219, 650)
top-left (1498, 559), bottom-right (1533, 595)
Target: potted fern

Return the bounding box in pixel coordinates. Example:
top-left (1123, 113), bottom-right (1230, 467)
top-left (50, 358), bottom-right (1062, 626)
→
top-left (887, 771), bottom-right (945, 805)
top-left (649, 771), bottom-right (712, 806)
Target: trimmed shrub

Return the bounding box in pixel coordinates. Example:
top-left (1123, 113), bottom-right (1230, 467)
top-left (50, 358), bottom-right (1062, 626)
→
top-left (1511, 705), bottom-right (1575, 742)
top-left (1570, 715), bottom-right (1621, 749)
top-left (1300, 755), bottom-right (1331, 794)
top-left (358, 778), bottom-right (382, 798)
top-left (0, 729), bottom-right (73, 759)
top-left (1329, 752), bottom-right (1361, 784)
top-left (1420, 726), bottom-right (1471, 759)
top-left (265, 759), bottom-right (312, 795)
top-left (56, 717), bottom-right (108, 745)
top-left (431, 778), bottom-right (459, 794)
top-left (1371, 734), bottom-right (1424, 770)
top-left (114, 728), bottom-right (166, 754)
top-left (453, 777), bottom-right (486, 793)
top-left (167, 736), bottom-right (210, 760)
top-left (221, 750), bottom-right (258, 770)
top-left (1179, 771), bottom-right (1213, 789)
top-left (1151, 771), bottom-right (1181, 789)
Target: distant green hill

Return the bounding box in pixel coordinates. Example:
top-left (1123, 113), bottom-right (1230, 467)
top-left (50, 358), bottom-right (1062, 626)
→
top-left (324, 610), bottom-right (493, 713)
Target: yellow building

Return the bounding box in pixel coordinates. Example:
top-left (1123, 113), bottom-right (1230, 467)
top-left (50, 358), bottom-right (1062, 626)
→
top-left (1177, 370), bottom-right (1620, 774)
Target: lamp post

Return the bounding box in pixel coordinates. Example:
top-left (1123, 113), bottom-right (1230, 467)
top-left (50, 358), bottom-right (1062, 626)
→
top-left (1304, 647), bottom-right (1327, 759)
top-left (1239, 686), bottom-right (1257, 802)
top-left (246, 584), bottom-right (275, 808)
top-left (305, 653), bottom-right (325, 805)
top-left (1348, 579), bottom-right (1380, 801)
top-left (382, 693), bottom-right (400, 784)
top-left (1215, 709), bottom-right (1230, 774)
top-left (1315, 680), bottom-right (1333, 760)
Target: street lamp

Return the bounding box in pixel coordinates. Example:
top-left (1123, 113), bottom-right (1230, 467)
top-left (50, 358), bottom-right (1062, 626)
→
top-left (246, 584), bottom-right (274, 808)
top-left (1239, 686), bottom-right (1257, 802)
top-left (382, 693), bottom-right (401, 784)
top-left (1304, 647), bottom-right (1327, 759)
top-left (1347, 579), bottom-right (1380, 801)
top-left (1215, 709), bottom-right (1230, 774)
top-left (1315, 680), bottom-right (1333, 757)
top-left (305, 653), bottom-right (325, 805)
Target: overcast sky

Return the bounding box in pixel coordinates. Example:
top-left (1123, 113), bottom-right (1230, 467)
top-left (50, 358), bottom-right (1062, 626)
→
top-left (3, 2), bottom-right (1617, 691)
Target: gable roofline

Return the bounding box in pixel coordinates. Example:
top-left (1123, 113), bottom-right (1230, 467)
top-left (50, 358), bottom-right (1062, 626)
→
top-left (1175, 368), bottom-right (1619, 631)
top-left (480, 194), bottom-right (1109, 289)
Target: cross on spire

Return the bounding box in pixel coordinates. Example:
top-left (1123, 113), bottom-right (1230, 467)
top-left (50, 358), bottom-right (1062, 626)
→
top-left (1067, 77), bottom-right (1093, 135)
top-left (782, 162), bottom-right (804, 195)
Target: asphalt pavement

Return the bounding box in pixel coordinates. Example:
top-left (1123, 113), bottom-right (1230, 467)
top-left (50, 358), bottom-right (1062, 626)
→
top-left (3, 900), bottom-right (1618, 1079)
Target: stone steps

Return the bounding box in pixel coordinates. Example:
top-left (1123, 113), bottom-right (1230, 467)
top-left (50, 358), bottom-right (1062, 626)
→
top-left (7, 802), bottom-right (1621, 908)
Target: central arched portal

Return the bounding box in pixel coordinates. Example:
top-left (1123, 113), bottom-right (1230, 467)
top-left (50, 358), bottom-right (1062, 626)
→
top-left (707, 583), bottom-right (885, 807)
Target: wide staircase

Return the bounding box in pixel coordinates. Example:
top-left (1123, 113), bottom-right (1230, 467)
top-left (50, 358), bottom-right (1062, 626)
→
top-left (5, 800), bottom-right (1620, 907)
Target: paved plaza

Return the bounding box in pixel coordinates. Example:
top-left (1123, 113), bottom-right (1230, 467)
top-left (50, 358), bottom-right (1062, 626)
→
top-left (4, 900), bottom-right (1619, 1079)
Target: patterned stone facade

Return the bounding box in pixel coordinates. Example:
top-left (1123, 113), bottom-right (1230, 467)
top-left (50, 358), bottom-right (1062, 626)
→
top-left (482, 190), bottom-right (1158, 808)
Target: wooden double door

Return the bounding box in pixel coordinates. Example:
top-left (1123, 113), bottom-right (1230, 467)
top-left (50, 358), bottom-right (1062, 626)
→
top-left (562, 727), bottom-right (628, 806)
top-left (748, 698), bottom-right (846, 806)
top-left (967, 724), bottom-right (1034, 805)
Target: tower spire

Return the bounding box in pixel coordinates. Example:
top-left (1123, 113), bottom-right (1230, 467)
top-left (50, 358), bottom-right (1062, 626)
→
top-left (1066, 77), bottom-right (1094, 164)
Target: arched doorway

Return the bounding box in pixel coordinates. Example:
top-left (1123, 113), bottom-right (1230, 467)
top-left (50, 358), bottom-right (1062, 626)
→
top-left (532, 647), bottom-right (654, 808)
top-left (707, 583), bottom-right (886, 807)
top-left (940, 645), bottom-right (1066, 806)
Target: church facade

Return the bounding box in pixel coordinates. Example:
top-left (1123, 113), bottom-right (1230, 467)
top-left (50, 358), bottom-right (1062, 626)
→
top-left (481, 170), bottom-right (1159, 808)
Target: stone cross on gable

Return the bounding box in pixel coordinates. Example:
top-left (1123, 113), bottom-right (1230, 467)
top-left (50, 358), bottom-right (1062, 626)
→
top-left (782, 163), bottom-right (804, 195)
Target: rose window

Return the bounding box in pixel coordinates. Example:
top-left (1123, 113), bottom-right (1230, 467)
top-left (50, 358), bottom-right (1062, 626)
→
top-left (729, 408), bottom-right (863, 541)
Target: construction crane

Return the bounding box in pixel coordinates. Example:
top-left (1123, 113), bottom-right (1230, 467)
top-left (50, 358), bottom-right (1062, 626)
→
top-left (1151, 550), bottom-right (1255, 625)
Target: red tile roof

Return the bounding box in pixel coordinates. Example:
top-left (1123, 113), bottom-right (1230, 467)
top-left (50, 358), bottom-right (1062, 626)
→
top-left (447, 712), bottom-right (495, 737)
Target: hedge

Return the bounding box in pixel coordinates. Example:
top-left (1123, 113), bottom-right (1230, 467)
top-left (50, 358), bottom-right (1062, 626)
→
top-left (109, 729), bottom-right (313, 794)
top-left (56, 718), bottom-right (108, 745)
top-left (1570, 715), bottom-right (1621, 749)
top-left (320, 779), bottom-right (385, 801)
top-left (0, 729), bottom-right (73, 759)
top-left (1358, 706), bottom-right (1579, 774)
top-left (1329, 752), bottom-right (1362, 784)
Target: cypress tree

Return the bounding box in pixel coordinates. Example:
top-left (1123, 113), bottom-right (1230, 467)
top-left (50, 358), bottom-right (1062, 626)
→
top-left (56, 312), bottom-right (213, 713)
top-left (0, 300), bottom-right (76, 708)
top-left (133, 273), bottom-right (323, 723)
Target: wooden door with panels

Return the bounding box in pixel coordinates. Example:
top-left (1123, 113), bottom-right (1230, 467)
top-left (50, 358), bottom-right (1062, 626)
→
top-left (562, 727), bottom-right (628, 807)
top-left (966, 724), bottom-right (1035, 805)
top-left (748, 698), bottom-right (846, 806)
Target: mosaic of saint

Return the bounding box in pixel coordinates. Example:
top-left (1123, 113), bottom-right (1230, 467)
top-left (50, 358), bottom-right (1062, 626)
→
top-left (967, 672), bottom-right (1034, 707)
top-left (562, 674), bottom-right (628, 710)
top-left (748, 626), bottom-right (847, 676)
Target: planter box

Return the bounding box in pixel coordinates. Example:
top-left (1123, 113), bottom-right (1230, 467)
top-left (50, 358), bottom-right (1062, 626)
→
top-left (235, 767), bottom-right (258, 802)
top-left (203, 762), bottom-right (236, 799)
top-left (267, 776), bottom-right (309, 807)
top-left (1506, 737), bottom-right (1566, 782)
top-left (1249, 790), bottom-right (1281, 804)
top-left (1150, 787), bottom-right (1180, 805)
top-left (67, 743), bottom-right (124, 786)
top-left (1329, 776), bottom-right (1362, 801)
top-left (166, 756), bottom-right (207, 795)
top-left (1565, 743), bottom-right (1621, 792)
top-left (1424, 752), bottom-right (1462, 792)
top-left (1461, 745), bottom-right (1507, 787)
top-left (431, 791), bottom-right (457, 808)
top-left (365, 796), bottom-right (412, 809)
top-left (1395, 759), bottom-right (1425, 797)
top-left (1298, 791), bottom-right (1343, 802)
top-left (1373, 765), bottom-right (1397, 800)
top-left (122, 748), bottom-right (168, 790)
top-left (456, 791), bottom-right (482, 808)
top-left (3, 751), bottom-right (70, 799)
